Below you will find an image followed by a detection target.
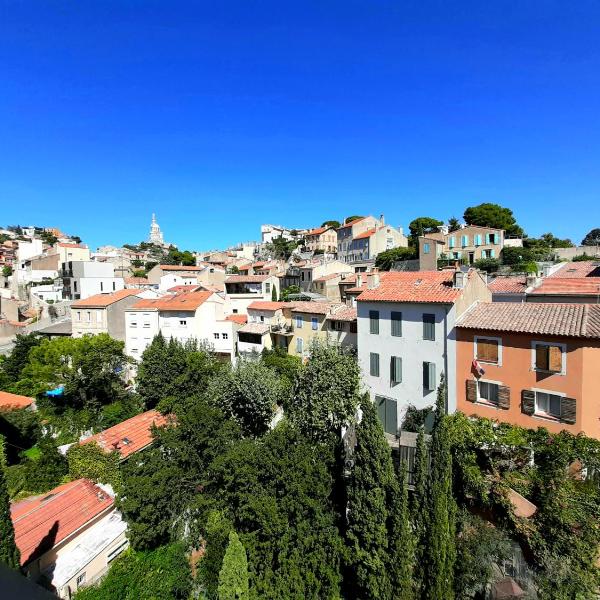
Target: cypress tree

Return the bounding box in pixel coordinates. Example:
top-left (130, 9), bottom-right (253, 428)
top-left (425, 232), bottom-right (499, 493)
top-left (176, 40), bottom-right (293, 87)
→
top-left (411, 427), bottom-right (428, 594)
top-left (423, 374), bottom-right (456, 600)
top-left (271, 286), bottom-right (277, 302)
top-left (0, 436), bottom-right (20, 569)
top-left (136, 332), bottom-right (169, 408)
top-left (388, 458), bottom-right (415, 600)
top-left (345, 399), bottom-right (395, 599)
top-left (218, 531), bottom-right (249, 600)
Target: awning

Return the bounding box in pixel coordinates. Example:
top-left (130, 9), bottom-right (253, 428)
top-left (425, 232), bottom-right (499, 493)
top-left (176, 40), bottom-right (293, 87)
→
top-left (238, 323), bottom-right (270, 335)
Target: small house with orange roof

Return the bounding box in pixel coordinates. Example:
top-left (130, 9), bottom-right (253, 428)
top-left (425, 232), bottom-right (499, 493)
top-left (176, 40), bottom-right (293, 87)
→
top-left (304, 225), bottom-right (337, 254)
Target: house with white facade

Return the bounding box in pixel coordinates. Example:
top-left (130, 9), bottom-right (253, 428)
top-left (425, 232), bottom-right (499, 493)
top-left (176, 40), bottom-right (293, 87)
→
top-left (61, 261), bottom-right (125, 301)
top-left (236, 300), bottom-right (287, 355)
top-left (224, 274), bottom-right (280, 315)
top-left (356, 268), bottom-right (490, 435)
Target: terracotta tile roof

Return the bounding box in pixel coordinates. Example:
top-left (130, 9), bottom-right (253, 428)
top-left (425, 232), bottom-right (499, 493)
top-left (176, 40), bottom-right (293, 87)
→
top-left (548, 261), bottom-right (600, 278)
top-left (0, 390), bottom-right (34, 410)
top-left (307, 226), bottom-right (333, 236)
top-left (167, 285), bottom-right (202, 293)
top-left (159, 265), bottom-right (204, 272)
top-left (251, 261), bottom-right (266, 268)
top-left (130, 290), bottom-right (213, 311)
top-left (353, 228), bottom-right (377, 240)
top-left (314, 273), bottom-right (343, 283)
top-left (81, 410), bottom-right (170, 459)
top-left (290, 301), bottom-right (337, 315)
top-left (456, 302), bottom-right (600, 339)
top-left (248, 301), bottom-right (287, 311)
top-left (124, 277), bottom-right (150, 285)
top-left (326, 306), bottom-right (357, 321)
top-left (239, 322), bottom-right (270, 335)
top-left (11, 479), bottom-right (114, 566)
top-left (338, 217), bottom-right (366, 229)
top-left (72, 289), bottom-right (140, 308)
top-left (58, 243), bottom-right (87, 249)
top-left (357, 271), bottom-right (461, 304)
top-left (225, 275), bottom-right (269, 283)
top-left (528, 278), bottom-right (600, 297)
top-left (488, 276), bottom-right (527, 294)
top-left (226, 314), bottom-right (248, 324)
top-left (339, 274), bottom-right (358, 284)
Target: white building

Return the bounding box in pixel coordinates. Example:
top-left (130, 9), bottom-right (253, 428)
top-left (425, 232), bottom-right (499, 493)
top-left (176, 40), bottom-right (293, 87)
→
top-left (224, 274), bottom-right (280, 316)
top-left (61, 261), bottom-right (125, 301)
top-left (356, 269), bottom-right (490, 434)
top-left (15, 239), bottom-right (44, 284)
top-left (125, 290), bottom-right (235, 361)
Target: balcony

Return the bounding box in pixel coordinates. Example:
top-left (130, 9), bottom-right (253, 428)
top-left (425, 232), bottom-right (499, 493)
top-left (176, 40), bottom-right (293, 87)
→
top-left (270, 323), bottom-right (294, 336)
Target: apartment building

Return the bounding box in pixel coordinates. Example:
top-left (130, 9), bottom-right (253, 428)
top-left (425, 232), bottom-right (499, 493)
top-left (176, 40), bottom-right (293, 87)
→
top-left (304, 226), bottom-right (337, 254)
top-left (456, 302), bottom-right (600, 439)
top-left (356, 269), bottom-right (491, 435)
top-left (146, 264), bottom-right (203, 285)
top-left (61, 261), bottom-right (125, 301)
top-left (11, 479), bottom-right (128, 599)
top-left (224, 274), bottom-right (279, 315)
top-left (71, 289), bottom-right (142, 340)
top-left (236, 300), bottom-right (287, 355)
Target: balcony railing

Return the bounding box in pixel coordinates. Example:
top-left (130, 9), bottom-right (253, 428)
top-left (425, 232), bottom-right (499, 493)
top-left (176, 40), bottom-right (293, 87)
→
top-left (270, 323), bottom-right (294, 335)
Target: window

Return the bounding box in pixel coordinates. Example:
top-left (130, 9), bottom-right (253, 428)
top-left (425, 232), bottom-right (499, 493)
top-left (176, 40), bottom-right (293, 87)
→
top-left (296, 315), bottom-right (303, 328)
top-left (311, 317), bottom-right (318, 330)
top-left (476, 337), bottom-right (500, 364)
top-left (448, 236), bottom-right (455, 249)
top-left (535, 391), bottom-right (562, 418)
top-left (112, 282), bottom-right (116, 291)
top-left (222, 333), bottom-right (228, 340)
top-left (107, 540), bottom-right (129, 563)
top-left (74, 280), bottom-right (78, 292)
top-left (369, 310), bottom-right (379, 334)
top-left (391, 311), bottom-right (402, 337)
top-left (265, 282), bottom-right (271, 293)
top-left (422, 313), bottom-right (435, 341)
top-left (423, 362), bottom-right (436, 391)
top-left (100, 281), bottom-right (104, 292)
top-left (233, 309), bottom-right (238, 314)
top-left (478, 380), bottom-right (499, 405)
top-left (390, 356), bottom-right (402, 386)
top-left (330, 320), bottom-right (344, 332)
top-left (76, 311), bottom-right (81, 321)
top-left (143, 322), bottom-right (150, 328)
top-left (370, 352), bottom-right (380, 377)
top-left (214, 333), bottom-right (220, 339)
top-left (76, 573), bottom-right (86, 588)
top-left (179, 319), bottom-right (187, 326)
top-left (260, 315), bottom-right (265, 322)
top-left (296, 337), bottom-right (304, 353)
top-left (423, 243), bottom-right (430, 254)
top-left (376, 396), bottom-right (398, 435)
top-left (86, 311), bottom-right (91, 322)
top-left (350, 321), bottom-right (357, 334)
top-left (461, 235), bottom-right (469, 247)
top-left (533, 343), bottom-right (564, 373)
top-left (97, 311), bottom-right (102, 323)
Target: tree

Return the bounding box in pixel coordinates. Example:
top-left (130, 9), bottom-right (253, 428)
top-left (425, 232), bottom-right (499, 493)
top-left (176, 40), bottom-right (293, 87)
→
top-left (228, 265), bottom-right (240, 275)
top-left (0, 438), bottom-right (20, 569)
top-left (321, 220), bottom-right (341, 229)
top-left (0, 333), bottom-right (42, 386)
top-left (581, 228), bottom-right (600, 246)
top-left (423, 375), bottom-right (456, 600)
top-left (345, 399), bottom-right (395, 598)
top-left (408, 217), bottom-right (443, 246)
top-left (344, 215), bottom-right (364, 224)
top-left (288, 342), bottom-right (361, 440)
top-left (135, 333), bottom-right (169, 409)
top-left (271, 286), bottom-right (277, 301)
top-left (265, 236), bottom-right (297, 260)
top-left (539, 232), bottom-right (573, 248)
top-left (1, 265), bottom-right (12, 277)
top-left (260, 348), bottom-right (302, 389)
top-left (279, 285), bottom-right (300, 302)
top-left (411, 428), bottom-right (428, 593)
top-left (218, 531), bottom-right (249, 600)
top-left (463, 203), bottom-right (524, 237)
top-left (472, 258), bottom-right (500, 273)
top-left (447, 217), bottom-right (461, 232)
top-left (375, 247), bottom-right (417, 271)
top-left (198, 510), bottom-right (234, 599)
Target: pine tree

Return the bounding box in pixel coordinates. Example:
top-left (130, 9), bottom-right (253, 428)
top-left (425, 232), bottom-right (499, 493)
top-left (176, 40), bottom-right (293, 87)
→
top-left (345, 399), bottom-right (395, 599)
top-left (423, 374), bottom-right (456, 600)
top-left (0, 437), bottom-right (20, 569)
top-left (218, 531), bottom-right (249, 600)
top-left (411, 426), bottom-right (428, 594)
top-left (388, 458), bottom-right (415, 600)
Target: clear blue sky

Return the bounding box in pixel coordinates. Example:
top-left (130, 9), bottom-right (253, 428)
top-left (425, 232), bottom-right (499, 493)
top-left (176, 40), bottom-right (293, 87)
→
top-left (1, 1), bottom-right (599, 250)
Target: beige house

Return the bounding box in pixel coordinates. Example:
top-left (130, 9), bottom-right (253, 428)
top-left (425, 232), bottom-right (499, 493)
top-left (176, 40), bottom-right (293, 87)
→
top-left (146, 264), bottom-right (204, 285)
top-left (311, 273), bottom-right (344, 301)
top-left (304, 226), bottom-right (337, 254)
top-left (71, 289), bottom-right (142, 340)
top-left (12, 479), bottom-right (128, 599)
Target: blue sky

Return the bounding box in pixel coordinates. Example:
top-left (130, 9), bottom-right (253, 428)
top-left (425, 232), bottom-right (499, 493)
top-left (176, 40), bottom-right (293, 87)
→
top-left (1, 1), bottom-right (599, 250)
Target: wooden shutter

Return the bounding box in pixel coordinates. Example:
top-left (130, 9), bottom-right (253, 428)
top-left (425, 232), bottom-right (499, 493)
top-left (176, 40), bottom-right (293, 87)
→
top-left (549, 345), bottom-right (562, 373)
top-left (521, 389), bottom-right (535, 415)
top-left (477, 339), bottom-right (498, 363)
top-left (561, 397), bottom-right (576, 424)
top-left (498, 385), bottom-right (510, 409)
top-left (535, 345), bottom-right (549, 370)
top-left (466, 379), bottom-right (477, 403)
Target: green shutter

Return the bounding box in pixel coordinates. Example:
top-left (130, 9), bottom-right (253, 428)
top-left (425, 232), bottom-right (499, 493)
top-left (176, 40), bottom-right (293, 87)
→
top-left (369, 310), bottom-right (379, 334)
top-left (385, 398), bottom-right (398, 435)
top-left (391, 311), bottom-right (402, 336)
top-left (370, 352), bottom-right (380, 377)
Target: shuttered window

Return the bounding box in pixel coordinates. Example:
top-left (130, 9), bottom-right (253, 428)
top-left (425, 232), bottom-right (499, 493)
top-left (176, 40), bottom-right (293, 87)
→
top-left (391, 311), bottom-right (402, 337)
top-left (390, 356), bottom-right (402, 385)
top-left (423, 314), bottom-right (435, 341)
top-left (535, 343), bottom-right (563, 373)
top-left (478, 381), bottom-right (499, 405)
top-left (369, 310), bottom-right (380, 334)
top-left (423, 362), bottom-right (436, 391)
top-left (476, 338), bottom-right (499, 363)
top-left (370, 352), bottom-right (380, 377)
top-left (535, 391), bottom-right (561, 418)
top-left (376, 396), bottom-right (398, 435)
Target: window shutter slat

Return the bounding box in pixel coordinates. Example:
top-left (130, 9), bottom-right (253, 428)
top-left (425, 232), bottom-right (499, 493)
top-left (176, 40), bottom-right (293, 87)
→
top-left (561, 397), bottom-right (576, 424)
top-left (549, 346), bottom-right (562, 373)
top-left (466, 379), bottom-right (477, 403)
top-left (521, 389), bottom-right (535, 415)
top-left (498, 385), bottom-right (510, 409)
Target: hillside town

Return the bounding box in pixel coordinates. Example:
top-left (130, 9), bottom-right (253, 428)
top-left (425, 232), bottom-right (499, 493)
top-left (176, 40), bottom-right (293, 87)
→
top-left (1, 205), bottom-right (600, 599)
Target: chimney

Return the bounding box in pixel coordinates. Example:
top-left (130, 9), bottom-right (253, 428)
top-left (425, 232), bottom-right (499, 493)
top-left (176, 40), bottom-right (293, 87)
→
top-left (380, 214), bottom-right (385, 226)
top-left (526, 274), bottom-right (541, 289)
top-left (367, 268), bottom-right (381, 290)
top-left (356, 273), bottom-right (363, 287)
top-left (453, 270), bottom-right (466, 289)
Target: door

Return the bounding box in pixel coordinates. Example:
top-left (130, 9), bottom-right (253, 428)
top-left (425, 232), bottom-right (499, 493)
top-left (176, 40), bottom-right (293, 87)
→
top-left (468, 251), bottom-right (475, 265)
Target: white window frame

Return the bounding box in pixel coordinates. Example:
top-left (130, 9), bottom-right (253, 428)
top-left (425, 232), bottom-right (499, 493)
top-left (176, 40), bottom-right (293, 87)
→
top-left (532, 387), bottom-right (566, 420)
top-left (476, 378), bottom-right (502, 407)
top-left (531, 341), bottom-right (566, 376)
top-left (473, 335), bottom-right (503, 366)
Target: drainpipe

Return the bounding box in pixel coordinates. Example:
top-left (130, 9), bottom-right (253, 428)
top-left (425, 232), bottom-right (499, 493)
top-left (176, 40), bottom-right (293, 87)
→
top-left (443, 305), bottom-right (449, 414)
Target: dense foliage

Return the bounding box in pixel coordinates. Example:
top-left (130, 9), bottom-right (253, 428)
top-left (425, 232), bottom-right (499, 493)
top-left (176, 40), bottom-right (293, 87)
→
top-left (0, 438), bottom-right (20, 569)
top-left (581, 228), bottom-right (600, 246)
top-left (463, 202), bottom-right (524, 237)
top-left (218, 531), bottom-right (249, 600)
top-left (67, 441), bottom-right (121, 491)
top-left (375, 247), bottom-right (417, 270)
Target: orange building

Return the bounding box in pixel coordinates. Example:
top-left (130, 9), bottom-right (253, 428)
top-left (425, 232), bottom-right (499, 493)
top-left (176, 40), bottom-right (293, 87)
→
top-left (456, 302), bottom-right (600, 438)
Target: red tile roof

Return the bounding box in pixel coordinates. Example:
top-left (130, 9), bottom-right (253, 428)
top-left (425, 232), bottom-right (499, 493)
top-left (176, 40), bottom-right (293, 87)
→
top-left (124, 277), bottom-right (150, 285)
top-left (0, 390), bottom-right (34, 410)
top-left (529, 278), bottom-right (600, 297)
top-left (81, 410), bottom-right (170, 459)
top-left (314, 273), bottom-right (344, 283)
top-left (338, 217), bottom-right (366, 229)
top-left (248, 301), bottom-right (287, 311)
top-left (353, 228), bottom-right (377, 240)
top-left (549, 261), bottom-right (600, 278)
top-left (457, 302), bottom-right (600, 338)
top-left (357, 271), bottom-right (462, 304)
top-left (11, 479), bottom-right (114, 565)
top-left (306, 226), bottom-right (333, 236)
top-left (130, 290), bottom-right (213, 311)
top-left (58, 243), bottom-right (87, 249)
top-left (72, 289), bottom-right (140, 308)
top-left (488, 276), bottom-right (527, 294)
top-left (290, 301), bottom-right (336, 315)
top-left (159, 265), bottom-right (204, 272)
top-left (326, 306), bottom-right (357, 321)
top-left (225, 275), bottom-right (270, 283)
top-left (167, 284), bottom-right (203, 293)
top-left (225, 314), bottom-right (248, 324)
